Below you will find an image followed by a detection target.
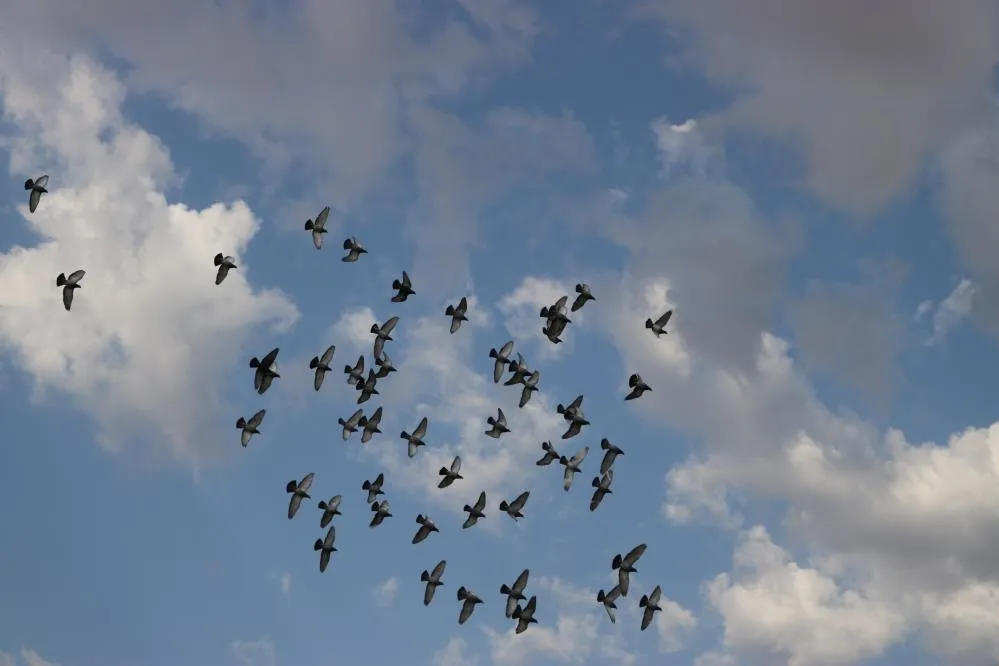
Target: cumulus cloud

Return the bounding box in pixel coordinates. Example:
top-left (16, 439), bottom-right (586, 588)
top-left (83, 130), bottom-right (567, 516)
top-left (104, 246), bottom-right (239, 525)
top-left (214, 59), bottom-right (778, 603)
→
top-left (0, 650), bottom-right (59, 666)
top-left (497, 276), bottom-right (581, 360)
top-left (433, 637), bottom-right (480, 666)
top-left (231, 638), bottom-right (276, 666)
top-left (372, 576), bottom-right (399, 608)
top-left (922, 278), bottom-right (978, 346)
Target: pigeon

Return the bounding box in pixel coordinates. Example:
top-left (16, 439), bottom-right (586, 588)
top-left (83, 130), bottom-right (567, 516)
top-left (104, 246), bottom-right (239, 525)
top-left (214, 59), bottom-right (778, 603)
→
top-left (535, 441), bottom-right (560, 466)
top-left (356, 369), bottom-right (379, 404)
top-left (519, 371), bottom-right (540, 408)
top-left (646, 309), bottom-right (673, 337)
top-left (500, 569), bottom-right (530, 619)
top-left (313, 524), bottom-right (337, 572)
top-left (24, 175), bottom-right (49, 213)
top-left (413, 514), bottom-right (439, 544)
top-left (625, 373), bottom-right (651, 400)
top-left (612, 543), bottom-right (647, 597)
top-left (542, 318), bottom-right (568, 344)
top-left (286, 472), bottom-right (315, 520)
top-left (557, 395), bottom-right (584, 421)
top-left (503, 354), bottom-right (531, 386)
top-left (485, 408), bottom-right (510, 439)
top-left (438, 456), bottom-right (463, 489)
top-left (421, 560), bottom-right (447, 606)
top-left (391, 271), bottom-right (415, 302)
top-left (457, 587), bottom-right (483, 624)
top-left (571, 283), bottom-right (594, 312)
top-left (462, 491), bottom-right (487, 529)
top-left (56, 270), bottom-right (85, 311)
top-left (249, 347), bottom-right (280, 394)
top-left (309, 345), bottom-right (336, 391)
top-left (446, 297), bottom-right (469, 334)
top-left (488, 340), bottom-right (515, 383)
top-left (213, 253), bottom-right (237, 285)
top-left (512, 596), bottom-right (538, 634)
top-left (499, 491), bottom-right (530, 521)
top-left (236, 409), bottom-right (266, 448)
top-left (374, 352), bottom-right (397, 378)
top-left (557, 396), bottom-right (590, 439)
top-left (401, 416), bottom-right (428, 458)
top-left (362, 473), bottom-right (385, 504)
top-left (639, 585), bottom-right (663, 631)
top-left (371, 316), bottom-right (400, 359)
top-left (599, 438), bottom-right (624, 474)
top-left (589, 469), bottom-right (613, 512)
top-left (370, 499), bottom-right (393, 527)
top-left (304, 206), bottom-right (330, 249)
top-left (338, 408), bottom-right (365, 441)
top-left (357, 406), bottom-right (383, 444)
top-left (540, 295), bottom-right (570, 326)
top-left (560, 446), bottom-right (589, 491)
top-left (342, 236), bottom-right (367, 262)
top-left (317, 495), bottom-right (342, 528)
top-left (597, 585), bottom-right (622, 624)
top-left (344, 355), bottom-right (365, 386)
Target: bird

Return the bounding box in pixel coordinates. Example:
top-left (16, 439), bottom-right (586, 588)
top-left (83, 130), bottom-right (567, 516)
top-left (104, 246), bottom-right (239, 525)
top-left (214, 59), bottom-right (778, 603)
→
top-left (338, 408), bottom-right (365, 441)
top-left (597, 584), bottom-right (622, 624)
top-left (457, 587), bottom-right (483, 624)
top-left (445, 297), bottom-right (469, 334)
top-left (371, 315), bottom-right (400, 359)
top-left (413, 514), bottom-right (439, 544)
top-left (499, 491), bottom-right (530, 521)
top-left (56, 270), bottom-right (85, 311)
top-left (401, 416), bottom-right (428, 458)
top-left (519, 371), bottom-right (540, 408)
top-left (488, 340), bottom-right (515, 383)
top-left (358, 406), bottom-right (383, 444)
top-left (612, 543), bottom-right (647, 597)
top-left (309, 345), bottom-right (336, 391)
top-left (535, 441), bottom-right (560, 466)
top-left (599, 439), bottom-right (624, 474)
top-left (512, 596), bottom-right (538, 634)
top-left (304, 205), bottom-right (330, 249)
top-left (286, 473), bottom-right (315, 520)
top-left (560, 446), bottom-right (589, 491)
top-left (438, 456), bottom-right (463, 489)
top-left (557, 395), bottom-right (590, 439)
top-left (421, 560), bottom-right (447, 606)
top-left (504, 353), bottom-right (531, 386)
top-left (540, 295), bottom-right (570, 327)
top-left (313, 524), bottom-right (337, 572)
top-left (344, 355), bottom-right (365, 386)
top-left (362, 473), bottom-right (385, 504)
top-left (249, 347), bottom-right (280, 394)
top-left (571, 283), bottom-right (594, 312)
top-left (391, 271), bottom-right (415, 302)
top-left (625, 373), bottom-right (651, 400)
top-left (646, 309), bottom-right (673, 337)
top-left (542, 317), bottom-right (568, 344)
top-left (317, 495), bottom-right (342, 528)
top-left (485, 408), bottom-right (510, 439)
top-left (356, 369), bottom-right (380, 404)
top-left (369, 499), bottom-right (392, 527)
top-left (236, 409), bottom-right (266, 448)
top-left (342, 236), bottom-right (367, 262)
top-left (462, 491), bottom-right (487, 528)
top-left (213, 253), bottom-right (236, 285)
top-left (639, 585), bottom-right (663, 631)
top-left (24, 174), bottom-right (49, 213)
top-left (374, 352), bottom-right (397, 378)
top-left (589, 469), bottom-right (613, 512)
top-left (500, 569), bottom-right (530, 619)
top-left (557, 395), bottom-right (584, 421)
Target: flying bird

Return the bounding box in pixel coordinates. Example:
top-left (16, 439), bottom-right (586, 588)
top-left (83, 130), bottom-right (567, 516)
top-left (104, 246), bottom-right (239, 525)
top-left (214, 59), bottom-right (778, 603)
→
top-left (500, 569), bottom-right (530, 619)
top-left (374, 352), bottom-right (397, 378)
top-left (56, 269), bottom-right (85, 311)
top-left (371, 315), bottom-right (400, 359)
top-left (646, 309), bottom-right (673, 337)
top-left (401, 416), bottom-right (428, 458)
top-left (356, 369), bottom-right (380, 404)
top-left (535, 441), bottom-right (560, 466)
top-left (358, 406), bottom-right (383, 444)
top-left (639, 585), bottom-right (663, 631)
top-left (539, 295), bottom-right (570, 325)
top-left (488, 340), bottom-right (515, 383)
top-left (560, 446), bottom-right (589, 491)
top-left (24, 174), bottom-right (49, 213)
top-left (304, 205), bottom-right (330, 249)
top-left (317, 495), bottom-right (342, 528)
top-left (484, 408), bottom-right (510, 439)
top-left (597, 585), bottom-right (622, 624)
top-left (557, 394), bottom-right (584, 421)
top-left (589, 469), bottom-right (614, 512)
top-left (462, 491), bottom-right (487, 529)
top-left (309, 345), bottom-right (336, 391)
top-left (342, 236), bottom-right (368, 262)
top-left (421, 560), bottom-right (447, 606)
top-left (413, 514), bottom-right (440, 544)
top-left (362, 473), bottom-right (385, 504)
top-left (286, 472), bottom-right (315, 520)
top-left (499, 491), bottom-right (530, 521)
top-left (369, 499), bottom-right (393, 527)
top-left (313, 524), bottom-right (337, 573)
top-left (457, 587), bottom-right (483, 624)
top-left (236, 409), bottom-right (266, 448)
top-left (571, 283), bottom-right (594, 312)
top-left (391, 271), bottom-right (415, 302)
top-left (557, 395), bottom-right (589, 439)
top-left (249, 347), bottom-right (280, 394)
top-left (519, 371), bottom-right (540, 408)
top-left (600, 439), bottom-right (624, 475)
top-left (344, 355), bottom-right (365, 386)
top-left (445, 297), bottom-right (469, 334)
top-left (504, 353), bottom-right (531, 386)
top-left (625, 373), bottom-right (651, 400)
top-left (213, 253), bottom-right (237, 285)
top-left (612, 543), bottom-right (647, 597)
top-left (512, 596), bottom-right (538, 634)
top-left (438, 456), bottom-right (463, 489)
top-left (338, 408), bottom-right (365, 441)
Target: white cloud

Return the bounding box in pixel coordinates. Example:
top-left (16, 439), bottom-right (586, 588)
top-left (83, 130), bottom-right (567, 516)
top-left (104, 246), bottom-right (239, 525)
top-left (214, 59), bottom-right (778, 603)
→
top-left (372, 576), bottom-right (399, 608)
top-left (433, 637), bottom-right (479, 666)
top-left (230, 638), bottom-right (276, 666)
top-left (655, 597), bottom-right (698, 653)
top-left (693, 652), bottom-right (738, 666)
top-left (497, 276), bottom-right (580, 360)
top-left (279, 572), bottom-right (291, 596)
top-left (651, 117), bottom-right (716, 179)
top-left (0, 650), bottom-right (59, 666)
top-left (924, 278), bottom-right (977, 346)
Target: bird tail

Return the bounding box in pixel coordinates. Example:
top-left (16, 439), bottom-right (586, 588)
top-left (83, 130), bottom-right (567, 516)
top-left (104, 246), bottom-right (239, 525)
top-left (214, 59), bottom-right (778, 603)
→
top-left (313, 539), bottom-right (323, 551)
top-left (612, 554), bottom-right (622, 570)
top-left (639, 595), bottom-right (649, 608)
top-left (597, 589), bottom-right (606, 603)
top-left (457, 586), bottom-right (468, 601)
top-left (500, 584), bottom-right (511, 596)
top-left (357, 416), bottom-right (368, 428)
top-left (304, 219), bottom-right (314, 231)
top-left (438, 466), bottom-right (450, 477)
top-left (556, 404), bottom-right (565, 415)
top-left (539, 306), bottom-right (549, 318)
top-left (445, 305), bottom-right (455, 316)
top-left (318, 500), bottom-right (328, 511)
top-left (309, 356), bottom-right (319, 369)
top-left (488, 348), bottom-right (498, 359)
top-left (249, 358), bottom-right (259, 368)
top-left (285, 480), bottom-right (297, 493)
top-left (499, 501), bottom-right (509, 512)
top-left (420, 570), bottom-right (430, 582)
top-left (391, 279), bottom-right (401, 290)
top-left (362, 480), bottom-right (371, 490)
top-left (592, 477), bottom-right (600, 488)
top-left (236, 417), bottom-right (246, 429)
top-left (213, 253), bottom-right (223, 266)
top-left (645, 318), bottom-right (654, 329)
top-left (370, 324), bottom-right (379, 334)
top-left (575, 283), bottom-right (584, 293)
top-left (559, 456), bottom-right (569, 466)
top-left (24, 179), bottom-right (33, 190)
top-left (416, 514), bottom-right (425, 523)
top-left (400, 430), bottom-right (410, 440)
top-left (511, 605), bottom-right (522, 619)
top-left (462, 504), bottom-right (472, 513)
top-left (56, 273), bottom-right (67, 287)
top-left (337, 418), bottom-right (347, 428)
top-left (601, 438), bottom-right (611, 450)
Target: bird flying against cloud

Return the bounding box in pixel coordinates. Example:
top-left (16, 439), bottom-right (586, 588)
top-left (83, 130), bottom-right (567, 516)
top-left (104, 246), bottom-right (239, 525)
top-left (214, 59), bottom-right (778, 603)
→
top-left (304, 205), bottom-right (330, 249)
top-left (286, 472), bottom-right (315, 520)
top-left (56, 269), bottom-right (85, 312)
top-left (24, 174), bottom-right (48, 213)
top-left (236, 409), bottom-right (266, 448)
top-left (445, 296), bottom-right (469, 334)
top-left (213, 253), bottom-right (237, 285)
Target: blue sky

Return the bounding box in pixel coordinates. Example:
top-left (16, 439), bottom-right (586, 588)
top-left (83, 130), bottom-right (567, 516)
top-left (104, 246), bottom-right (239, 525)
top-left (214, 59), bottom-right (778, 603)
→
top-left (2, 1), bottom-right (999, 665)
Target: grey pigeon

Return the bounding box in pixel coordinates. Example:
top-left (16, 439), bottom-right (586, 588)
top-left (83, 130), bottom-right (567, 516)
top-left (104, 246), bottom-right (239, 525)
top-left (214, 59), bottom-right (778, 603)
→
top-left (286, 472), bottom-right (315, 520)
top-left (401, 416), bottom-right (428, 458)
top-left (612, 543), bottom-right (647, 597)
top-left (504, 353), bottom-right (531, 386)
top-left (519, 370), bottom-right (540, 408)
top-left (589, 469), bottom-right (614, 512)
top-left (413, 514), bottom-right (439, 544)
top-left (213, 253), bottom-right (236, 285)
top-left (317, 495), bottom-right (342, 528)
top-left (304, 206), bottom-right (330, 249)
top-left (421, 560), bottom-right (447, 606)
top-left (56, 269), bottom-right (85, 311)
top-left (369, 499), bottom-right (392, 527)
top-left (357, 407), bottom-right (383, 444)
top-left (342, 236), bottom-right (367, 262)
top-left (512, 595), bottom-right (538, 634)
top-left (535, 441), bottom-right (559, 466)
top-left (485, 408), bottom-right (509, 439)
top-left (500, 569), bottom-right (530, 619)
top-left (344, 355), bottom-right (365, 386)
top-left (313, 524), bottom-right (337, 572)
top-left (560, 446), bottom-right (589, 491)
top-left (539, 295), bottom-right (570, 326)
top-left (557, 395), bottom-right (589, 439)
top-left (557, 395), bottom-right (584, 421)
top-left (338, 408), bottom-right (365, 441)
top-left (599, 438), bottom-right (624, 474)
top-left (597, 584), bottom-right (622, 624)
top-left (371, 316), bottom-right (400, 359)
top-left (249, 347), bottom-right (280, 394)
top-left (488, 340), bottom-right (515, 383)
top-left (362, 473), bottom-right (385, 504)
top-left (391, 271), bottom-right (415, 302)
top-left (24, 175), bottom-right (49, 213)
top-left (309, 345), bottom-right (336, 391)
top-left (462, 491), bottom-right (486, 529)
top-left (639, 585), bottom-right (663, 631)
top-left (356, 369), bottom-right (379, 404)
top-left (438, 455), bottom-right (463, 488)
top-left (457, 587), bottom-right (483, 624)
top-left (542, 317), bottom-right (567, 344)
top-left (571, 283), bottom-right (594, 312)
top-left (374, 352), bottom-right (397, 378)
top-left (645, 309), bottom-right (673, 337)
top-left (499, 491), bottom-right (530, 521)
top-left (446, 297), bottom-right (469, 334)
top-left (625, 373), bottom-right (651, 400)
top-left (236, 409), bottom-right (266, 448)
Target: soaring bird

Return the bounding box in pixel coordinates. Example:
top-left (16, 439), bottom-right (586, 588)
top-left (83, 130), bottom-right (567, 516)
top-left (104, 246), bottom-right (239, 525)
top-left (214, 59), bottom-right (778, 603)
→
top-left (374, 352), bottom-right (397, 378)
top-left (557, 395), bottom-right (584, 421)
top-left (56, 269), bottom-right (85, 311)
top-left (236, 409), bottom-right (266, 448)
top-left (371, 316), bottom-right (400, 359)
top-left (24, 174), bottom-right (49, 213)
top-left (309, 345), bottom-right (336, 391)
top-left (338, 408), bottom-right (365, 441)
top-left (589, 469), bottom-right (614, 512)
top-left (625, 373), bottom-right (651, 400)
top-left (639, 585), bottom-right (664, 631)
top-left (344, 355), bottom-right (365, 386)
top-left (401, 416), bottom-right (428, 458)
top-left (438, 456), bottom-right (463, 489)
top-left (362, 472), bottom-right (385, 504)
top-left (249, 347), bottom-right (280, 394)
top-left (313, 524), bottom-right (337, 572)
top-left (213, 253), bottom-right (237, 285)
top-left (391, 271), bottom-right (415, 302)
top-left (599, 438), bottom-right (624, 475)
top-left (571, 283), bottom-right (594, 312)
top-left (446, 297), bottom-right (469, 334)
top-left (512, 596), bottom-right (538, 634)
top-left (535, 441), bottom-right (559, 466)
top-left (557, 395), bottom-right (589, 439)
top-left (488, 340), bottom-right (515, 383)
top-left (560, 446), bottom-right (589, 491)
top-left (612, 543), bottom-right (648, 597)
top-left (421, 560), bottom-right (447, 606)
top-left (412, 514), bottom-right (439, 544)
top-left (342, 236), bottom-right (367, 262)
top-left (457, 587), bottom-right (483, 624)
top-left (504, 354), bottom-right (531, 386)
top-left (358, 407), bottom-right (383, 444)
top-left (499, 491), bottom-right (530, 521)
top-left (286, 473), bottom-right (314, 519)
top-left (646, 309), bottom-right (673, 337)
top-left (597, 585), bottom-right (622, 624)
top-left (356, 369), bottom-right (380, 404)
top-left (500, 569), bottom-right (530, 619)
top-left (369, 499), bottom-right (393, 527)
top-left (519, 371), bottom-right (540, 408)
top-left (317, 495), bottom-right (342, 528)
top-left (462, 491), bottom-right (487, 529)
top-left (485, 408), bottom-right (510, 439)
top-left (304, 205), bottom-right (330, 249)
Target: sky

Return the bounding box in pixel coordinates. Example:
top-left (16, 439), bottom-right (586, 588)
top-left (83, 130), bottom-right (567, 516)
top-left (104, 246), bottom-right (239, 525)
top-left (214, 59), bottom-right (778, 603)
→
top-left (1, 1), bottom-right (999, 665)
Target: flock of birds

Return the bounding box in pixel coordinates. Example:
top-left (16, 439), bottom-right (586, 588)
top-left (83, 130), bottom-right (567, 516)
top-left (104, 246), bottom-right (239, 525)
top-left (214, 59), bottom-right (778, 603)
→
top-left (28, 178), bottom-right (678, 635)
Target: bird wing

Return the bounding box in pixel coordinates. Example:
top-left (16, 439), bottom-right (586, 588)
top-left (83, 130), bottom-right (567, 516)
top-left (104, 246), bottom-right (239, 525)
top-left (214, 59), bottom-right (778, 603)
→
top-left (29, 188), bottom-right (41, 213)
top-left (449, 316), bottom-right (462, 334)
top-left (413, 524), bottom-right (431, 544)
top-left (496, 408), bottom-right (507, 427)
top-left (62, 286), bottom-right (74, 311)
top-left (381, 316), bottom-right (400, 335)
top-left (623, 543), bottom-right (647, 567)
top-left (299, 472), bottom-right (315, 493)
top-left (451, 456), bottom-right (462, 474)
top-left (248, 409), bottom-right (266, 428)
top-left (474, 491), bottom-right (486, 512)
top-left (641, 606), bottom-right (655, 631)
top-left (315, 206), bottom-right (330, 230)
top-left (424, 582), bottom-right (437, 606)
top-left (563, 466), bottom-right (576, 491)
top-left (511, 491), bottom-right (530, 512)
top-left (569, 394), bottom-right (584, 411)
top-left (35, 174), bottom-right (49, 189)
top-left (288, 494), bottom-right (303, 519)
top-left (320, 345), bottom-right (336, 366)
top-left (432, 559), bottom-right (447, 580)
top-left (513, 568), bottom-right (529, 593)
top-left (215, 263), bottom-right (230, 285)
top-left (499, 340), bottom-right (515, 358)
top-left (650, 585), bottom-right (662, 605)
top-left (519, 385), bottom-right (532, 408)
top-left (458, 296), bottom-right (467, 312)
top-left (414, 416), bottom-right (428, 439)
top-left (656, 310), bottom-right (673, 328)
